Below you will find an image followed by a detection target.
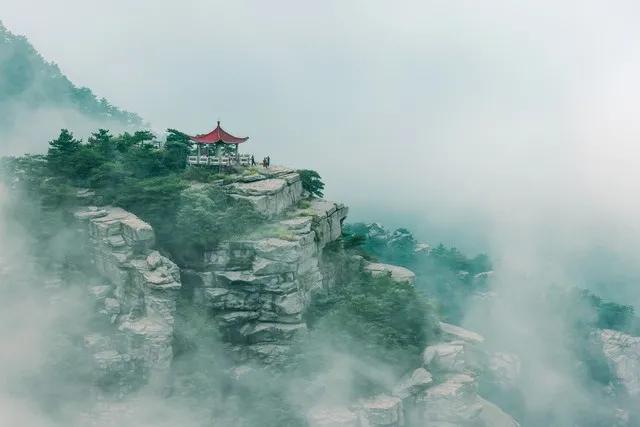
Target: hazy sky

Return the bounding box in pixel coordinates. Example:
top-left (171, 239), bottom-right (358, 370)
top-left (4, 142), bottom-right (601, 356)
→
top-left (4, 1), bottom-right (640, 297)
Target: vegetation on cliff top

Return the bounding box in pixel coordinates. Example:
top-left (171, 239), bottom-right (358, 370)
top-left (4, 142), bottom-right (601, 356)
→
top-left (3, 128), bottom-right (266, 265)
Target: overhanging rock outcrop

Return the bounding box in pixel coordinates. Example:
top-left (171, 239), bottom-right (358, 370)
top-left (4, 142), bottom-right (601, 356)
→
top-left (73, 206), bottom-right (181, 391)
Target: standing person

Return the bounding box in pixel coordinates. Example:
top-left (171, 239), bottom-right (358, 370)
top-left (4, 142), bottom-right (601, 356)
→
top-left (267, 156), bottom-right (271, 167)
top-left (262, 157), bottom-right (267, 168)
top-left (251, 155), bottom-right (255, 166)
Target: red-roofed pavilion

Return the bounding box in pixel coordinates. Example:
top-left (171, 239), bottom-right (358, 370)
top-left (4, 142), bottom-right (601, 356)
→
top-left (189, 121), bottom-right (250, 166)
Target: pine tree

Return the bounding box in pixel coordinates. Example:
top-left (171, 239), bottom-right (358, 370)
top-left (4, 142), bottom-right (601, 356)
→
top-left (88, 129), bottom-right (116, 159)
top-left (46, 129), bottom-right (81, 177)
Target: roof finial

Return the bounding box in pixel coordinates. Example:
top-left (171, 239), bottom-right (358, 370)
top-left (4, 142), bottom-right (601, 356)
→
top-left (217, 120), bottom-right (221, 127)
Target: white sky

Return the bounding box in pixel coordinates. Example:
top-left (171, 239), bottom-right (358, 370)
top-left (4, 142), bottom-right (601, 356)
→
top-left (4, 1), bottom-right (640, 300)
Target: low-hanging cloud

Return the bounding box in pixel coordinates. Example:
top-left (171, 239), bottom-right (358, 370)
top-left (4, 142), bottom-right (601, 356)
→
top-left (3, 1), bottom-right (640, 425)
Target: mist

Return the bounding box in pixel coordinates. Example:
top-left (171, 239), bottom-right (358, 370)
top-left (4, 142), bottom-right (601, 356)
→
top-left (3, 1), bottom-right (640, 426)
top-left (4, 1), bottom-right (640, 265)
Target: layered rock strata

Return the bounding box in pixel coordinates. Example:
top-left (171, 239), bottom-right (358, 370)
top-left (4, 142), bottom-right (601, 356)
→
top-left (174, 168), bottom-right (350, 362)
top-left (73, 206), bottom-right (181, 391)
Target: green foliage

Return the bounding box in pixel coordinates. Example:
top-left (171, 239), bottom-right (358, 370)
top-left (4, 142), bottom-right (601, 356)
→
top-left (576, 288), bottom-right (638, 333)
top-left (300, 236), bottom-right (439, 396)
top-left (17, 122), bottom-right (266, 268)
top-left (88, 129), bottom-right (116, 159)
top-left (298, 169), bottom-right (325, 198)
top-left (121, 143), bottom-right (166, 179)
top-left (174, 187), bottom-right (263, 263)
top-left (182, 166), bottom-right (223, 183)
top-left (166, 128), bottom-right (191, 145)
top-left (115, 174), bottom-right (187, 240)
top-left (431, 243), bottom-right (492, 273)
top-left (46, 129), bottom-right (82, 178)
top-left (302, 272), bottom-right (436, 395)
top-left (163, 140), bottom-right (190, 172)
top-left (344, 223), bottom-right (493, 322)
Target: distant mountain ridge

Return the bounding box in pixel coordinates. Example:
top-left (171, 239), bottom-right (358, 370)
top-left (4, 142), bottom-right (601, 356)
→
top-left (0, 20), bottom-right (142, 150)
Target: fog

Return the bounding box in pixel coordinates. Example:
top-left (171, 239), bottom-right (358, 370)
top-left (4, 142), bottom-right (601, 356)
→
top-left (3, 1), bottom-right (640, 425)
top-left (4, 1), bottom-right (640, 261)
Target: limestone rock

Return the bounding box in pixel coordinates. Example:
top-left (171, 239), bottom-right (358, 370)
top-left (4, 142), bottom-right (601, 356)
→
top-left (309, 199), bottom-right (349, 247)
top-left (597, 329), bottom-right (640, 398)
top-left (364, 262), bottom-right (416, 285)
top-left (415, 373), bottom-right (482, 424)
top-left (227, 171), bottom-right (303, 217)
top-left (307, 406), bottom-right (359, 427)
top-left (476, 397), bottom-right (520, 427)
top-left (72, 206), bottom-right (181, 391)
top-left (439, 322), bottom-right (485, 344)
top-left (423, 341), bottom-right (467, 373)
top-left (245, 343), bottom-right (293, 364)
top-left (357, 394), bottom-right (403, 426)
top-left (393, 367), bottom-right (434, 399)
top-left (240, 321), bottom-right (307, 343)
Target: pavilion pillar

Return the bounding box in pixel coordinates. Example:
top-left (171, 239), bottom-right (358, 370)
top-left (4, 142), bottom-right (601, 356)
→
top-left (197, 144), bottom-right (201, 165)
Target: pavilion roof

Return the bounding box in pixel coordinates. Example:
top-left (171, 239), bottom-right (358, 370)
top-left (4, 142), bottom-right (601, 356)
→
top-left (190, 121), bottom-right (249, 145)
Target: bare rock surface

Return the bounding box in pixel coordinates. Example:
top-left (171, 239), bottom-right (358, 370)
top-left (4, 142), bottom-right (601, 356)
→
top-left (307, 405), bottom-right (359, 427)
top-left (190, 193), bottom-right (349, 360)
top-left (226, 167), bottom-right (303, 217)
top-left (73, 206), bottom-right (181, 391)
top-left (440, 321), bottom-right (485, 344)
top-left (597, 329), bottom-right (640, 398)
top-left (364, 262), bottom-right (416, 285)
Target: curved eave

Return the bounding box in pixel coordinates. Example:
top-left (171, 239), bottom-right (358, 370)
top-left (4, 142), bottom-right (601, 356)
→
top-left (189, 136), bottom-right (249, 145)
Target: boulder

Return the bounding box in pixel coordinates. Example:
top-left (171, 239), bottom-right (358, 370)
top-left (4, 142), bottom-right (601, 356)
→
top-left (364, 262), bottom-right (416, 285)
top-left (415, 373), bottom-right (482, 424)
top-left (393, 367), bottom-right (434, 399)
top-left (423, 341), bottom-right (468, 373)
top-left (439, 322), bottom-right (485, 344)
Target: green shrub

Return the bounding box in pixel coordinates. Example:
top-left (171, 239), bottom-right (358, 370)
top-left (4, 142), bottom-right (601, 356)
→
top-left (173, 187), bottom-right (264, 264)
top-left (297, 169), bottom-right (325, 198)
top-left (301, 246), bottom-right (438, 396)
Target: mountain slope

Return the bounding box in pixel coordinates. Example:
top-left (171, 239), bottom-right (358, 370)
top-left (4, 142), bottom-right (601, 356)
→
top-left (0, 21), bottom-right (142, 153)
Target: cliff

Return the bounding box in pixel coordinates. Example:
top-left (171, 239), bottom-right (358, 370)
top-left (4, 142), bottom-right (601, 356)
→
top-left (187, 169), bottom-right (348, 363)
top-left (73, 206), bottom-right (181, 392)
top-left (63, 166), bottom-right (519, 425)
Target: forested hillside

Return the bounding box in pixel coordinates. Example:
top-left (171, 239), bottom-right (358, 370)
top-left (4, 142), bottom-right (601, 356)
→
top-left (0, 21), bottom-right (142, 151)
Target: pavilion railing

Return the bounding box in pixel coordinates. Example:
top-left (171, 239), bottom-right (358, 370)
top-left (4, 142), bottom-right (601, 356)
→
top-left (188, 154), bottom-right (254, 166)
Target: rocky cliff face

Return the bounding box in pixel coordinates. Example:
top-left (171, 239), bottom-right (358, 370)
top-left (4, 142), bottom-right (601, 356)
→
top-left (66, 167), bottom-right (521, 425)
top-left (308, 322), bottom-right (520, 427)
top-left (73, 206), bottom-right (181, 392)
top-left (185, 168), bottom-right (348, 363)
top-left (597, 329), bottom-right (640, 399)
top-left (226, 166), bottom-right (304, 218)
